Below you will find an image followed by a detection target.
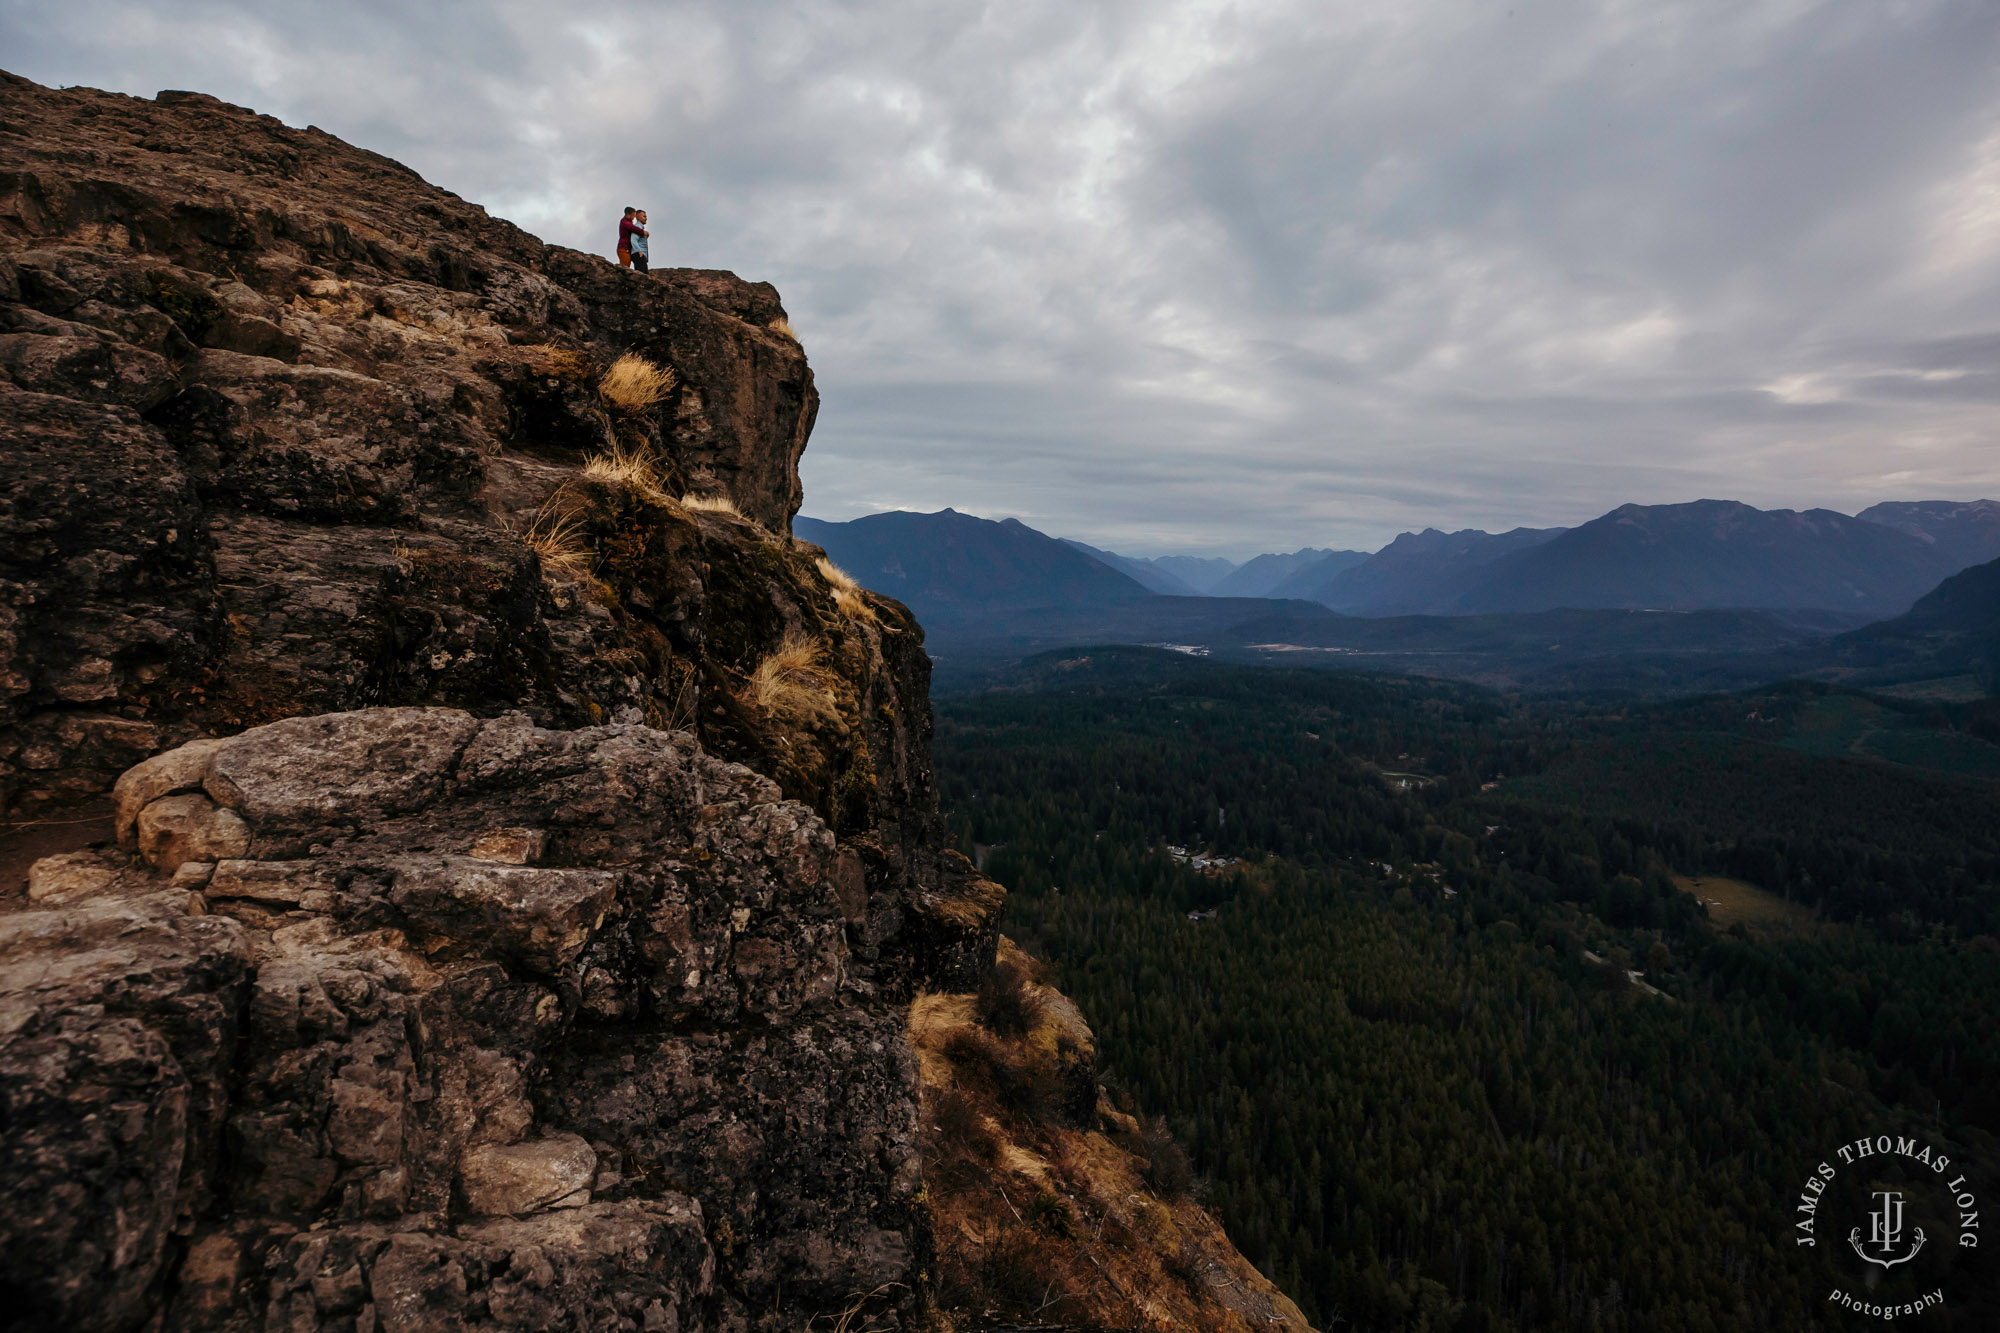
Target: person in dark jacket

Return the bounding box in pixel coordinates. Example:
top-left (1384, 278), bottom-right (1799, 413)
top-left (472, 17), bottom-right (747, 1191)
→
top-left (616, 206), bottom-right (639, 268)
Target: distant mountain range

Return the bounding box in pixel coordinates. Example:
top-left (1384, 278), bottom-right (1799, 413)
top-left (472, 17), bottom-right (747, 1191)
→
top-left (1272, 526), bottom-right (1567, 612)
top-left (1257, 500), bottom-right (1998, 616)
top-left (1060, 541), bottom-right (1208, 596)
top-left (1059, 542), bottom-right (1364, 596)
top-left (796, 499), bottom-right (1999, 695)
top-left (1450, 500), bottom-right (1956, 615)
top-left (1086, 497), bottom-right (1999, 618)
top-left (1217, 548), bottom-right (1367, 597)
top-left (1801, 553), bottom-right (2000, 692)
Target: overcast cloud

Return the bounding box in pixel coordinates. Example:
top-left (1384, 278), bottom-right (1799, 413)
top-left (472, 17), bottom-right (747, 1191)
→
top-left (6, 0), bottom-right (1999, 556)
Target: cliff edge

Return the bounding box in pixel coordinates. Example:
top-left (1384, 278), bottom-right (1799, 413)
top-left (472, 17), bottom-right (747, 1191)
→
top-left (0, 72), bottom-right (1312, 1333)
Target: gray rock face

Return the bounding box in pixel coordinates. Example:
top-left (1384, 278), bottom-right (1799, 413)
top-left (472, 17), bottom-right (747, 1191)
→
top-left (3, 708), bottom-right (933, 1331)
top-left (0, 856), bottom-right (256, 1333)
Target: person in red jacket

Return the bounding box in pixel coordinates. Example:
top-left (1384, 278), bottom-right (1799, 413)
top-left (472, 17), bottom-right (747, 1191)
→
top-left (616, 206), bottom-right (639, 268)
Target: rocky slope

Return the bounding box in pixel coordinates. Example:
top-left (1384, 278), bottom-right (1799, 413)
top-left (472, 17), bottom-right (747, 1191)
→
top-left (0, 73), bottom-right (1312, 1332)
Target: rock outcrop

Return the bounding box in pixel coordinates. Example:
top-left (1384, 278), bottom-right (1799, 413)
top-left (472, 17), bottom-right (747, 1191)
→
top-left (913, 943), bottom-right (1313, 1331)
top-left (0, 71), bottom-right (1310, 1333)
top-left (9, 706), bottom-right (916, 1330)
top-left (0, 71), bottom-right (827, 811)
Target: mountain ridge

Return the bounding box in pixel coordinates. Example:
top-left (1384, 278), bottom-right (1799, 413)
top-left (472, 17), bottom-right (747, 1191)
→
top-left (1856, 498), bottom-right (2000, 574)
top-left (1274, 525), bottom-right (1566, 611)
top-left (796, 509), bottom-right (1155, 624)
top-left (1216, 546), bottom-right (1365, 597)
top-left (1450, 499), bottom-right (1957, 616)
top-left (1061, 537), bottom-right (1207, 595)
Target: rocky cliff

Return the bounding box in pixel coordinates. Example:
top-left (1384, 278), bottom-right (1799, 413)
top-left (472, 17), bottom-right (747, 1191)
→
top-left (0, 72), bottom-right (1311, 1332)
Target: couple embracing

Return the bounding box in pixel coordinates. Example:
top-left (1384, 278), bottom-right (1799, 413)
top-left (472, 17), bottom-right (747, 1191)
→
top-left (616, 206), bottom-right (651, 272)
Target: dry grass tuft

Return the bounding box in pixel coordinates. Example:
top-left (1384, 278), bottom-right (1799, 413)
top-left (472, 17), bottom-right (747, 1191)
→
top-left (598, 352), bottom-right (677, 414)
top-left (768, 315), bottom-right (797, 340)
top-left (520, 503), bottom-right (594, 579)
top-left (816, 556), bottom-right (878, 623)
top-left (811, 1282), bottom-right (904, 1333)
top-left (646, 655), bottom-right (702, 737)
top-left (679, 492), bottom-right (748, 522)
top-left (524, 344), bottom-right (593, 380)
top-left (581, 443), bottom-right (668, 499)
top-left (742, 630), bottom-right (838, 723)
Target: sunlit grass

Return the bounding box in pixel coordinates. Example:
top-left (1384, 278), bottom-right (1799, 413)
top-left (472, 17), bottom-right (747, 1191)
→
top-left (598, 352), bottom-right (676, 414)
top-left (742, 630), bottom-right (837, 723)
top-left (816, 555), bottom-right (877, 623)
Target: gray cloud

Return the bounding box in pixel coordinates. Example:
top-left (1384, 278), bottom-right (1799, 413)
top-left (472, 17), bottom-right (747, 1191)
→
top-left (6, 0), bottom-right (1998, 556)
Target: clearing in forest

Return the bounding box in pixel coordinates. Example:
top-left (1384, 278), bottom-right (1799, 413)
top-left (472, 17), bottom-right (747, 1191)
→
top-left (1674, 873), bottom-right (1815, 932)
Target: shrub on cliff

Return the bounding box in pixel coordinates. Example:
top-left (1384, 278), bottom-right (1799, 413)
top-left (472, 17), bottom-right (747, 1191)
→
top-left (680, 492), bottom-right (749, 522)
top-left (1141, 1117), bottom-right (1195, 1199)
top-left (975, 957), bottom-right (1043, 1037)
top-left (520, 501), bottom-right (594, 578)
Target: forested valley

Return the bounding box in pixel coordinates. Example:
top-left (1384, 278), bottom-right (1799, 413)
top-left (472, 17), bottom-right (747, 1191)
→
top-left (934, 649), bottom-right (2000, 1331)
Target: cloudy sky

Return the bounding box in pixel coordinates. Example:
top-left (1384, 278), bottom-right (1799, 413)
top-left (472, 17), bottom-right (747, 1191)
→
top-left (7, 1), bottom-right (2000, 556)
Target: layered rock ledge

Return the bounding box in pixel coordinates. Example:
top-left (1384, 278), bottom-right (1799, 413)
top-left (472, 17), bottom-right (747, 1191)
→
top-left (9, 706), bottom-right (919, 1330)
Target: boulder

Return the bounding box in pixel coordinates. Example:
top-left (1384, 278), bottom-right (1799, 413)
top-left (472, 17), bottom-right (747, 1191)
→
top-left (24, 847), bottom-right (119, 902)
top-left (134, 791), bottom-right (250, 872)
top-left (457, 1134), bottom-right (597, 1216)
top-left (5, 707), bottom-right (925, 1330)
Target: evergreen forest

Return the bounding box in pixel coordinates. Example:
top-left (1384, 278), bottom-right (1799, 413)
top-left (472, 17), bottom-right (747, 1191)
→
top-left (934, 649), bottom-right (2000, 1331)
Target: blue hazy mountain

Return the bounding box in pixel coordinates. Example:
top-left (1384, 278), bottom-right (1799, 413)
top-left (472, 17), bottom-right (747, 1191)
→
top-left (1214, 548), bottom-right (1367, 597)
top-left (795, 510), bottom-right (1153, 626)
top-left (1060, 540), bottom-right (1208, 596)
top-left (1063, 543), bottom-right (1361, 596)
top-left (1151, 554), bottom-right (1243, 593)
top-left (1452, 500), bottom-right (1955, 616)
top-left (1271, 500), bottom-right (1993, 618)
top-left (1856, 499), bottom-right (2000, 576)
top-left (1274, 526), bottom-right (1567, 613)
top-left (1805, 553), bottom-right (2000, 690)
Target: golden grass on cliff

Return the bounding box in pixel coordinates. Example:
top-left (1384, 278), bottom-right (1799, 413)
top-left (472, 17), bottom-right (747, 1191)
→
top-left (524, 343), bottom-right (592, 381)
top-left (520, 504), bottom-right (594, 579)
top-left (742, 630), bottom-right (837, 723)
top-left (768, 316), bottom-right (797, 340)
top-left (581, 444), bottom-right (668, 499)
top-left (679, 492), bottom-right (748, 521)
top-left (598, 353), bottom-right (677, 414)
top-left (815, 556), bottom-right (878, 623)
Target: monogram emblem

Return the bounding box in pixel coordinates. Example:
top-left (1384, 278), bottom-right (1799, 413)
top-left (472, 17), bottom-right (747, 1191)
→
top-left (1849, 1189), bottom-right (1927, 1269)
